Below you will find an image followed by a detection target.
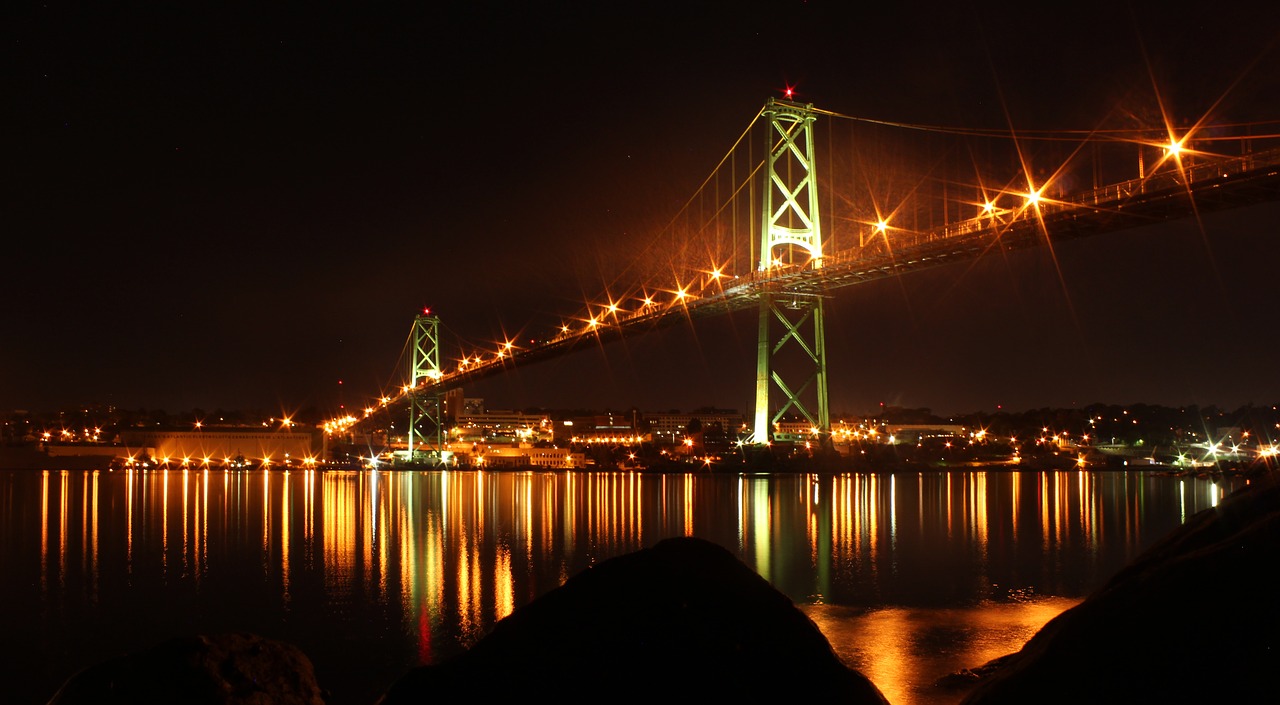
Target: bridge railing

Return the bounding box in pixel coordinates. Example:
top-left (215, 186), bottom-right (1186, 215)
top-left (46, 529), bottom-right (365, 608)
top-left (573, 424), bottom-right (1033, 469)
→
top-left (1061, 145), bottom-right (1280, 209)
top-left (842, 145), bottom-right (1280, 255)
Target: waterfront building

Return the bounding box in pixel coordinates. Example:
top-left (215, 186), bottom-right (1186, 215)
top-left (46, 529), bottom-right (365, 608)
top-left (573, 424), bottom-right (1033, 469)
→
top-left (118, 428), bottom-right (316, 465)
top-left (445, 441), bottom-right (584, 468)
top-left (454, 401), bottom-right (553, 442)
top-left (644, 409), bottom-right (744, 444)
top-left (885, 424), bottom-right (969, 444)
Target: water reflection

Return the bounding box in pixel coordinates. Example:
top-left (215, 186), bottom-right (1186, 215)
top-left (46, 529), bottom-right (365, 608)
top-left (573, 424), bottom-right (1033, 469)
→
top-left (3, 468), bottom-right (1245, 705)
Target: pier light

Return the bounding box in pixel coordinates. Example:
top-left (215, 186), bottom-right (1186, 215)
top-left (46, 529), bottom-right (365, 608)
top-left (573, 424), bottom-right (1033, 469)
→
top-left (1165, 139), bottom-right (1184, 157)
top-left (982, 201), bottom-right (995, 214)
top-left (1025, 189), bottom-right (1042, 206)
top-left (875, 219), bottom-right (888, 233)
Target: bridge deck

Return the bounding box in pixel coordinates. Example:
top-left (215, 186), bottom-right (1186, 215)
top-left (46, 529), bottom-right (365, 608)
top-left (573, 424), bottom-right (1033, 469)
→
top-left (394, 146), bottom-right (1280, 409)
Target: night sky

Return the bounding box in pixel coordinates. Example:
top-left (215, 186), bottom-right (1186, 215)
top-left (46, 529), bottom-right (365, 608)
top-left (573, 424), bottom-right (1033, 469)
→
top-left (6, 2), bottom-right (1280, 418)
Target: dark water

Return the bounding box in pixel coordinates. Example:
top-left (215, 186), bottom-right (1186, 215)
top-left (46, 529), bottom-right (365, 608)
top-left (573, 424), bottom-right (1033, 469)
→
top-left (1, 468), bottom-right (1242, 705)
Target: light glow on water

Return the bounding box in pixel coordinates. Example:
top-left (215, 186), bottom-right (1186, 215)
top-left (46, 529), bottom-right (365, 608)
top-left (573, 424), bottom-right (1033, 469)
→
top-left (806, 598), bottom-right (1080, 705)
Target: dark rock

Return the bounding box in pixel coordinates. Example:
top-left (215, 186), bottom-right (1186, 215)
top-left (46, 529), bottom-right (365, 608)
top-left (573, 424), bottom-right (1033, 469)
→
top-left (935, 654), bottom-right (1016, 689)
top-left (961, 474), bottom-right (1280, 704)
top-left (378, 536), bottom-right (888, 704)
top-left (48, 633), bottom-right (328, 705)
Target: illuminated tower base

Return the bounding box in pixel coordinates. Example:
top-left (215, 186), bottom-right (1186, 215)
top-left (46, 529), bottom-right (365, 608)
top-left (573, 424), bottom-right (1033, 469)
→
top-left (753, 292), bottom-right (830, 443)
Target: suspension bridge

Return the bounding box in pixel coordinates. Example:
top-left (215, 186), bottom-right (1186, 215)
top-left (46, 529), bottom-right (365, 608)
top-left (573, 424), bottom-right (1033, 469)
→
top-left (325, 97), bottom-right (1280, 460)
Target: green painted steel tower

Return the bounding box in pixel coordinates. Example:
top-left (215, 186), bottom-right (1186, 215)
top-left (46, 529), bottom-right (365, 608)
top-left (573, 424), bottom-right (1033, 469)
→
top-left (407, 312), bottom-right (444, 463)
top-left (751, 98), bottom-right (830, 444)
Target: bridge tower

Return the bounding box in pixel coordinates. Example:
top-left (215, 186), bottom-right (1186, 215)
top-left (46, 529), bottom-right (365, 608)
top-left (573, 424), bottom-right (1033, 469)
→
top-left (751, 98), bottom-right (830, 444)
top-left (406, 312), bottom-right (444, 463)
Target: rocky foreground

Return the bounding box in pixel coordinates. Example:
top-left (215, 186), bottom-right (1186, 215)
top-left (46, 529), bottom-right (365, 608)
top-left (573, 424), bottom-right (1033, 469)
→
top-left (378, 536), bottom-right (889, 704)
top-left (48, 473), bottom-right (1278, 704)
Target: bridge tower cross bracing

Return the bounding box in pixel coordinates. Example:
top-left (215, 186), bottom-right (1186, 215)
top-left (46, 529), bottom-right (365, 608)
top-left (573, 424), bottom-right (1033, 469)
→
top-left (751, 98), bottom-right (831, 444)
top-left (407, 312), bottom-right (445, 463)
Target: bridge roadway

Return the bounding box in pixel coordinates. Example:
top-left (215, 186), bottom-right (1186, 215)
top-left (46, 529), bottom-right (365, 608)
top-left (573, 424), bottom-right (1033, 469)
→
top-left (403, 146), bottom-right (1280, 406)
